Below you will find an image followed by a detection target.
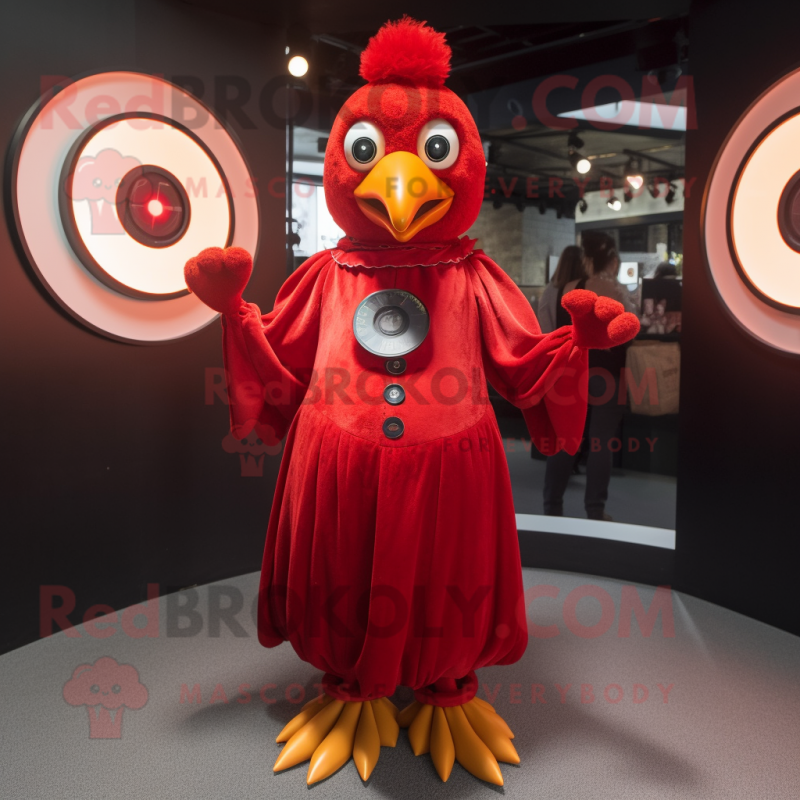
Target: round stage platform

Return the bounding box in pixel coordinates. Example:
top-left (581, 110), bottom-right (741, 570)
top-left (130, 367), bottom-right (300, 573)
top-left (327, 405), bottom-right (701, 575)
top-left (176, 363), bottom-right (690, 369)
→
top-left (2, 568), bottom-right (798, 798)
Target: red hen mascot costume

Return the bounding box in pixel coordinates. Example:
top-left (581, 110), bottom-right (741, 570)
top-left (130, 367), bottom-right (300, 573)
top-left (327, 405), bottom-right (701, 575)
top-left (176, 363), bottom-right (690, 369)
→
top-left (185, 18), bottom-right (639, 786)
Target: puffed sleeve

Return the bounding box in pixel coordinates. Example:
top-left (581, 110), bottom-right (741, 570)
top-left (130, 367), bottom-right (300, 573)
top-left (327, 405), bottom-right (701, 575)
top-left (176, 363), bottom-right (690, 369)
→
top-left (221, 251), bottom-right (331, 444)
top-left (467, 252), bottom-right (588, 455)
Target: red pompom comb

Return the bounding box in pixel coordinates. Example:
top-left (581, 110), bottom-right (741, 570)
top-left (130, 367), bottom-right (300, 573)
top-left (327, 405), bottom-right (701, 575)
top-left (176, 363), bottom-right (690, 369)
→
top-left (359, 17), bottom-right (451, 87)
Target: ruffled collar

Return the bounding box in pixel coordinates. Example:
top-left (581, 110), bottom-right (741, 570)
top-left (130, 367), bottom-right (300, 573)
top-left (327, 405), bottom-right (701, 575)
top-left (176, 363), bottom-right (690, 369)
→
top-left (331, 236), bottom-right (476, 269)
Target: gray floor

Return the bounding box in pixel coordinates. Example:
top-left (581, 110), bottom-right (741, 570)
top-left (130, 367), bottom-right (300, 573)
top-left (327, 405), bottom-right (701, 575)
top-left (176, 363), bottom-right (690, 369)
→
top-left (2, 569), bottom-right (799, 799)
top-left (507, 447), bottom-right (678, 529)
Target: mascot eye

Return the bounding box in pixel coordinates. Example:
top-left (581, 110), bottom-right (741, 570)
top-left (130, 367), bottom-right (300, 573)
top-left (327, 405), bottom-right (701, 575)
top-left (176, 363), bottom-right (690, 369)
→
top-left (425, 136), bottom-right (449, 162)
top-left (417, 119), bottom-right (459, 170)
top-left (344, 121), bottom-right (385, 171)
top-left (352, 138), bottom-right (377, 163)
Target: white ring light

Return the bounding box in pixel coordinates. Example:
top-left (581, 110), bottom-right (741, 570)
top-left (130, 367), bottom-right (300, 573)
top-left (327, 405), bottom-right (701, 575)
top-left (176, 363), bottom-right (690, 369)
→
top-left (9, 72), bottom-right (259, 344)
top-left (63, 116), bottom-right (232, 297)
top-left (730, 114), bottom-right (800, 310)
top-left (703, 66), bottom-right (800, 354)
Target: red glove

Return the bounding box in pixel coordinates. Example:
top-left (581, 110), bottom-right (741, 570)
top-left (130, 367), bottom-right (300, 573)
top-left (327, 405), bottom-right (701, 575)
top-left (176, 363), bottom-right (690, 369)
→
top-left (562, 289), bottom-right (640, 349)
top-left (184, 246), bottom-right (253, 315)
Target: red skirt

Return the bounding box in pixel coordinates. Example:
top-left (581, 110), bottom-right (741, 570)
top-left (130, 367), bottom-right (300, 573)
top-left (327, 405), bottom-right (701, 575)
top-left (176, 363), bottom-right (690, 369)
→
top-left (257, 402), bottom-right (528, 703)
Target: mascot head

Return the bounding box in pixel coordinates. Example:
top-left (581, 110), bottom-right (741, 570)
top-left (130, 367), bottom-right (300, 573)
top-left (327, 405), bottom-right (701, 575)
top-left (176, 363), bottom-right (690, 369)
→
top-left (324, 18), bottom-right (486, 245)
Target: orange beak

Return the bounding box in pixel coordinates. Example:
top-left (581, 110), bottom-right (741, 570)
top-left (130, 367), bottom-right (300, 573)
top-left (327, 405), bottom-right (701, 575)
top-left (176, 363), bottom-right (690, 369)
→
top-left (353, 151), bottom-right (454, 242)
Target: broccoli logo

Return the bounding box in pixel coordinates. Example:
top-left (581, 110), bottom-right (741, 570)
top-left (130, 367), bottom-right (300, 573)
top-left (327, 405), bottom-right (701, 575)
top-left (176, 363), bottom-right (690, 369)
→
top-left (65, 148), bottom-right (141, 234)
top-left (63, 656), bottom-right (148, 739)
top-left (222, 423), bottom-right (283, 477)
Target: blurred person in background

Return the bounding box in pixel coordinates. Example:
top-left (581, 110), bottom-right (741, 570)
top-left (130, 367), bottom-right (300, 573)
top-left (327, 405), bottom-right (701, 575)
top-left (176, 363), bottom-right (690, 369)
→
top-left (537, 245), bottom-right (587, 333)
top-left (653, 261), bottom-right (678, 279)
top-left (542, 231), bottom-right (637, 521)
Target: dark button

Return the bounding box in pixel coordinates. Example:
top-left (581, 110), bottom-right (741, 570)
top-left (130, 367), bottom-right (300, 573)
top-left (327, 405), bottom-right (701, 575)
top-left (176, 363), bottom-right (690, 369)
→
top-left (384, 384), bottom-right (405, 405)
top-left (383, 417), bottom-right (404, 439)
top-left (385, 358), bottom-right (406, 375)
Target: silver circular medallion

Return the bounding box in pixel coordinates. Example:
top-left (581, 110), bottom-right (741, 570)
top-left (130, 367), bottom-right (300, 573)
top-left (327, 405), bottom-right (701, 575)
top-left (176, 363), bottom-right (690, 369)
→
top-left (353, 290), bottom-right (430, 357)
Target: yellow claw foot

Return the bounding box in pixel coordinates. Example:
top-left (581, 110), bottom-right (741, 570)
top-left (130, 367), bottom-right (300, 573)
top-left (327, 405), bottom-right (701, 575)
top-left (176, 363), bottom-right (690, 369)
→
top-left (398, 696), bottom-right (519, 785)
top-left (274, 696), bottom-right (400, 784)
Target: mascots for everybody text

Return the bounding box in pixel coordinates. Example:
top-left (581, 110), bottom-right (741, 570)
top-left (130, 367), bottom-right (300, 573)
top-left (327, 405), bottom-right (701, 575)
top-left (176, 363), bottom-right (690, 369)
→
top-left (184, 18), bottom-right (639, 786)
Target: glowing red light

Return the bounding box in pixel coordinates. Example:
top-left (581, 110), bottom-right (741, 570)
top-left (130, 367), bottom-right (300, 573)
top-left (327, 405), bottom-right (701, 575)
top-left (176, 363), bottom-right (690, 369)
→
top-left (147, 199), bottom-right (164, 217)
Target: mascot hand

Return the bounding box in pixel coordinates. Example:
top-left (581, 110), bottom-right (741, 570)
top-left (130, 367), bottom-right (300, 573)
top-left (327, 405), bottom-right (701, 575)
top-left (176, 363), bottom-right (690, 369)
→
top-left (184, 246), bottom-right (253, 315)
top-left (562, 289), bottom-right (640, 349)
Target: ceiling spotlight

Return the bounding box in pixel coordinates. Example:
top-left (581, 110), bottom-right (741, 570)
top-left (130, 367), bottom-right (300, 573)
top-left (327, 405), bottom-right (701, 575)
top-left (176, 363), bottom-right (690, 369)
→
top-left (625, 157), bottom-right (644, 191)
top-left (515, 199), bottom-right (525, 212)
top-left (539, 201), bottom-right (547, 215)
top-left (568, 131), bottom-right (585, 150)
top-left (665, 182), bottom-right (677, 204)
top-left (626, 173), bottom-right (644, 191)
top-left (578, 198), bottom-right (588, 214)
top-left (647, 181), bottom-right (660, 199)
top-left (623, 189), bottom-right (634, 203)
top-left (492, 197), bottom-right (503, 210)
top-left (607, 195), bottom-right (622, 211)
top-left (569, 149), bottom-right (592, 174)
top-left (567, 131), bottom-right (590, 174)
top-left (288, 56), bottom-right (309, 77)
top-left (286, 24), bottom-right (312, 78)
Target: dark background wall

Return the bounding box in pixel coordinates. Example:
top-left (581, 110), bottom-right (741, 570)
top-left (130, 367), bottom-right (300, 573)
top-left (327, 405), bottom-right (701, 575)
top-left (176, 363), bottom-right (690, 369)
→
top-left (676, 0), bottom-right (800, 635)
top-left (0, 0), bottom-right (288, 654)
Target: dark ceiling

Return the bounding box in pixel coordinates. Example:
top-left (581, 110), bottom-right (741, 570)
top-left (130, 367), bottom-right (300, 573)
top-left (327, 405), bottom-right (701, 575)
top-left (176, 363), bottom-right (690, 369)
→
top-left (184, 0), bottom-right (691, 31)
top-left (185, 0), bottom-right (690, 213)
top-left (312, 18), bottom-right (687, 94)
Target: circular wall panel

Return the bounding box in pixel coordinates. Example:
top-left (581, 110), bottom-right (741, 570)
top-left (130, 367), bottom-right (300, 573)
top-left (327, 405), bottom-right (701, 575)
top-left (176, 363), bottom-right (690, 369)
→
top-left (8, 72), bottom-right (259, 344)
top-left (703, 66), bottom-right (800, 353)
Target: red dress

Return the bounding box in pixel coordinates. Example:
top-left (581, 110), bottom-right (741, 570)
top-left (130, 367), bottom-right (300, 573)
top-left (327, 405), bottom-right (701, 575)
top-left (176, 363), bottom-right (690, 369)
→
top-left (221, 237), bottom-right (588, 705)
